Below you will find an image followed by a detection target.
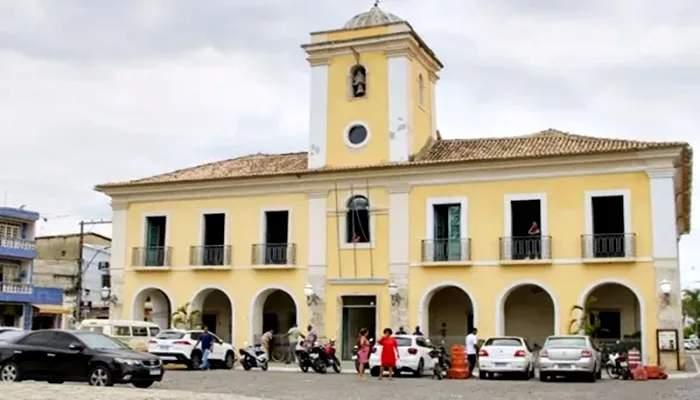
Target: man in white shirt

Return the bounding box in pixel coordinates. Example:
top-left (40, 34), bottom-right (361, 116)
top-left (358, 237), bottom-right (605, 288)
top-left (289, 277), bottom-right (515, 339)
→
top-left (465, 327), bottom-right (478, 378)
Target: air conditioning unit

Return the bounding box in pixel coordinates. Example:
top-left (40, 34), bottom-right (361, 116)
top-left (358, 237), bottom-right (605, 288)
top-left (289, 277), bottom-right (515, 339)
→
top-left (98, 261), bottom-right (110, 271)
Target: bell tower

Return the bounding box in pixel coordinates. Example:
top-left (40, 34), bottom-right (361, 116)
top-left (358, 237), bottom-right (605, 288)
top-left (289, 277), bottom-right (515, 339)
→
top-left (302, 4), bottom-right (443, 169)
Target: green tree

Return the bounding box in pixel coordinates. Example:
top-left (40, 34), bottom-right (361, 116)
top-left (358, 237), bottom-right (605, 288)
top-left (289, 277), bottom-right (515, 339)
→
top-left (682, 289), bottom-right (700, 336)
top-left (568, 296), bottom-right (604, 337)
top-left (171, 303), bottom-right (202, 330)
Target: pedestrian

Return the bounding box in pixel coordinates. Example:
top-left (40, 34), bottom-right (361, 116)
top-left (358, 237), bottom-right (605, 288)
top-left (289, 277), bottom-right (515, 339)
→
top-left (466, 327), bottom-right (478, 378)
top-left (378, 328), bottom-right (399, 380)
top-left (439, 322), bottom-right (447, 345)
top-left (304, 325), bottom-right (317, 349)
top-left (527, 221), bottom-right (541, 259)
top-left (260, 330), bottom-right (273, 358)
top-left (412, 326), bottom-right (423, 336)
top-left (356, 328), bottom-right (370, 380)
top-left (284, 324), bottom-right (304, 364)
top-left (194, 326), bottom-right (214, 370)
top-left (396, 326), bottom-right (407, 334)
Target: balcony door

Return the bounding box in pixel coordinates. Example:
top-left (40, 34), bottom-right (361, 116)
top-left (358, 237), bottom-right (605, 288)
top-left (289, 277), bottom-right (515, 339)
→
top-left (433, 204), bottom-right (461, 261)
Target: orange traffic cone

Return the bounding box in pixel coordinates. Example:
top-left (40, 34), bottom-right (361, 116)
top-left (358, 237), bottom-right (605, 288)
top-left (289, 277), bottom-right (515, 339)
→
top-left (446, 345), bottom-right (470, 379)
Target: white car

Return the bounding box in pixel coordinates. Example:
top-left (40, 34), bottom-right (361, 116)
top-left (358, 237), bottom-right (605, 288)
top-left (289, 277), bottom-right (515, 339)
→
top-left (477, 336), bottom-right (536, 380)
top-left (369, 334), bottom-right (434, 377)
top-left (148, 329), bottom-right (236, 370)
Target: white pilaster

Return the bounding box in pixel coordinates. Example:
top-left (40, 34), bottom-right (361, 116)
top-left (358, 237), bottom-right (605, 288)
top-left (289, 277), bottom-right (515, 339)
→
top-left (110, 201), bottom-right (128, 320)
top-left (387, 55), bottom-right (411, 162)
top-left (307, 191), bottom-right (327, 337)
top-left (308, 64), bottom-right (329, 169)
top-left (389, 185), bottom-right (411, 329)
top-left (648, 167), bottom-right (683, 369)
top-left (430, 79), bottom-right (437, 137)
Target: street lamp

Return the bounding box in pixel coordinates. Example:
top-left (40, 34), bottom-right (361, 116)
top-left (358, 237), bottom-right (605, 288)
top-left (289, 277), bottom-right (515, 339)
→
top-left (101, 286), bottom-right (118, 306)
top-left (660, 279), bottom-right (672, 306)
top-left (304, 283), bottom-right (320, 306)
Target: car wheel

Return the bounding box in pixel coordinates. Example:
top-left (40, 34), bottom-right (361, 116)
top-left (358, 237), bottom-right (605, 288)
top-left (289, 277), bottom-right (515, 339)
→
top-left (224, 352), bottom-right (235, 370)
top-left (370, 366), bottom-right (380, 377)
top-left (0, 363), bottom-right (21, 382)
top-left (189, 352), bottom-right (202, 370)
top-left (479, 370), bottom-right (487, 380)
top-left (595, 366), bottom-right (602, 380)
top-left (414, 360), bottom-right (424, 378)
top-left (588, 371), bottom-right (597, 383)
top-left (88, 365), bottom-right (114, 387)
top-left (539, 372), bottom-right (548, 382)
top-left (133, 381), bottom-right (155, 389)
top-left (47, 380), bottom-right (64, 384)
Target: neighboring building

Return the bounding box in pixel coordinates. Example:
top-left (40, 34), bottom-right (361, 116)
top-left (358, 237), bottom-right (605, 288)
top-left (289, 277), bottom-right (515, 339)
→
top-left (95, 5), bottom-right (692, 369)
top-left (34, 233), bottom-right (112, 325)
top-left (0, 207), bottom-right (65, 329)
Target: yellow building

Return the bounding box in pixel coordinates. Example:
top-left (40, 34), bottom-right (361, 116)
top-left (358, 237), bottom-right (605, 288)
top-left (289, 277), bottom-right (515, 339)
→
top-left (96, 5), bottom-right (693, 369)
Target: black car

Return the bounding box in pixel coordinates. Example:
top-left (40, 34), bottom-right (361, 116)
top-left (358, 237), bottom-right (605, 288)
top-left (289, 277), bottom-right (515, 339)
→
top-left (0, 329), bottom-right (164, 388)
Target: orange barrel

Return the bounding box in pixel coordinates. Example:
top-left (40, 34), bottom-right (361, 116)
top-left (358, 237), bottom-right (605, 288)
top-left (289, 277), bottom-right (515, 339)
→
top-left (628, 349), bottom-right (641, 371)
top-left (446, 345), bottom-right (469, 379)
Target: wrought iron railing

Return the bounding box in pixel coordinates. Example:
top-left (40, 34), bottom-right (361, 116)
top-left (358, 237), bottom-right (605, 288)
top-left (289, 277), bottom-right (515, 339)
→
top-left (252, 243), bottom-right (296, 265)
top-left (581, 233), bottom-right (635, 259)
top-left (0, 236), bottom-right (35, 251)
top-left (189, 245), bottom-right (231, 266)
top-left (499, 235), bottom-right (552, 260)
top-left (420, 238), bottom-right (471, 262)
top-left (132, 246), bottom-right (172, 267)
top-left (0, 282), bottom-right (32, 294)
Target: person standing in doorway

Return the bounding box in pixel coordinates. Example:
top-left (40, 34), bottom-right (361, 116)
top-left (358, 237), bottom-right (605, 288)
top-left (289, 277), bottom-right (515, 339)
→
top-left (466, 327), bottom-right (479, 378)
top-left (378, 328), bottom-right (399, 380)
top-left (527, 221), bottom-right (541, 259)
top-left (356, 328), bottom-right (370, 380)
top-left (439, 322), bottom-right (447, 345)
top-left (260, 330), bottom-right (273, 358)
top-left (195, 326), bottom-right (214, 370)
top-left (284, 324), bottom-right (304, 364)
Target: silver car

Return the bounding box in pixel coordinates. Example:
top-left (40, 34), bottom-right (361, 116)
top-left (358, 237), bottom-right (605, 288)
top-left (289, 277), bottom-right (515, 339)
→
top-left (536, 335), bottom-right (602, 382)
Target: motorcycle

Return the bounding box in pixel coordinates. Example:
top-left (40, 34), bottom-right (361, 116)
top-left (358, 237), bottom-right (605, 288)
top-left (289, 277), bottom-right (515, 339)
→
top-left (296, 341), bottom-right (324, 373)
top-left (239, 343), bottom-right (269, 371)
top-left (429, 344), bottom-right (450, 380)
top-left (322, 340), bottom-right (342, 373)
top-left (605, 351), bottom-right (631, 380)
top-left (352, 338), bottom-right (375, 372)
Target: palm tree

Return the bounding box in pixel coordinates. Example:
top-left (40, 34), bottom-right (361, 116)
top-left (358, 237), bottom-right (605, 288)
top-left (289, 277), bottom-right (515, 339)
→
top-left (568, 296), bottom-right (604, 337)
top-left (682, 289), bottom-right (700, 336)
top-left (171, 303), bottom-right (202, 330)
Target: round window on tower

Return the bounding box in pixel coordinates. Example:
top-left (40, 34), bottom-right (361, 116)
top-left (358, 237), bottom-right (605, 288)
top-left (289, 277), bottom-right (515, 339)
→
top-left (344, 122), bottom-right (371, 149)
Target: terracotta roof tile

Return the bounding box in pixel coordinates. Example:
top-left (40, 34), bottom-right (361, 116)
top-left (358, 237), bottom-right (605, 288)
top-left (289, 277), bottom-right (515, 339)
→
top-left (95, 129), bottom-right (692, 233)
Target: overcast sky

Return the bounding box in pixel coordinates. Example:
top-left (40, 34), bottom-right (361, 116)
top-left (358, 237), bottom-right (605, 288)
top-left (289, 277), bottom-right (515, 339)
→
top-left (1, 0), bottom-right (698, 284)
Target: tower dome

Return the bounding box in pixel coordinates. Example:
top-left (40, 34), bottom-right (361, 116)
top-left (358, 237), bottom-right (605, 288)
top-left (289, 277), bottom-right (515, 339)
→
top-left (343, 3), bottom-right (404, 29)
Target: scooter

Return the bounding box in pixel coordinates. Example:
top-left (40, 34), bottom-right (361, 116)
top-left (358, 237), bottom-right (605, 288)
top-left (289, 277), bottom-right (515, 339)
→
top-left (239, 343), bottom-right (269, 371)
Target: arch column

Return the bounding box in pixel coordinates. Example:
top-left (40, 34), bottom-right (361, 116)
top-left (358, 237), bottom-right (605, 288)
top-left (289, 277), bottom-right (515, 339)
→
top-left (418, 281), bottom-right (478, 343)
top-left (389, 185), bottom-right (410, 330)
top-left (496, 280), bottom-right (559, 346)
top-left (130, 286), bottom-right (175, 329)
top-left (307, 191), bottom-right (327, 338)
top-left (249, 286), bottom-right (301, 344)
top-left (189, 286), bottom-right (235, 344)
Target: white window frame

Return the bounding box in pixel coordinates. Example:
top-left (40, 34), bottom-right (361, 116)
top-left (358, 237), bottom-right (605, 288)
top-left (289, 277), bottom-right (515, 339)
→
top-left (139, 212), bottom-right (170, 266)
top-left (583, 189), bottom-right (632, 258)
top-left (259, 206), bottom-right (294, 246)
top-left (340, 194), bottom-right (376, 250)
top-left (503, 193), bottom-right (549, 259)
top-left (424, 197), bottom-right (468, 261)
top-left (0, 222), bottom-right (20, 239)
top-left (343, 121), bottom-right (372, 150)
top-left (196, 210), bottom-right (230, 265)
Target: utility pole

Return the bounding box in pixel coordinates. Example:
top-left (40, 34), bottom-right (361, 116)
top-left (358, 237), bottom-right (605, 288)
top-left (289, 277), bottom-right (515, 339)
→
top-left (76, 219), bottom-right (112, 323)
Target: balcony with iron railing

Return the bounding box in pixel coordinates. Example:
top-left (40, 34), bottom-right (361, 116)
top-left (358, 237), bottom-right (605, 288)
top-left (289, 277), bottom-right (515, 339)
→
top-left (0, 235), bottom-right (36, 259)
top-left (189, 245), bottom-right (232, 268)
top-left (499, 235), bottom-right (552, 264)
top-left (0, 281), bottom-right (32, 295)
top-left (131, 246), bottom-right (172, 269)
top-left (420, 238), bottom-right (471, 265)
top-left (252, 243), bottom-right (296, 268)
top-left (581, 233), bottom-right (636, 261)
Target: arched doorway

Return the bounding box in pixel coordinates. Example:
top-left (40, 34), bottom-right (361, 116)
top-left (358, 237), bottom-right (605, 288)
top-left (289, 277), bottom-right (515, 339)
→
top-left (499, 282), bottom-right (557, 347)
top-left (251, 287), bottom-right (299, 346)
top-left (131, 287), bottom-right (173, 330)
top-left (420, 282), bottom-right (477, 349)
top-left (190, 287), bottom-right (234, 343)
top-left (580, 281), bottom-right (643, 352)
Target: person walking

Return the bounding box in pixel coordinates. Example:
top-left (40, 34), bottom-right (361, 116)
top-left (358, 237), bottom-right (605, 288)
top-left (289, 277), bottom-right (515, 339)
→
top-left (356, 328), bottom-right (370, 380)
top-left (260, 330), bottom-right (273, 359)
top-left (466, 327), bottom-right (479, 378)
top-left (194, 326), bottom-right (214, 370)
top-left (378, 328), bottom-right (399, 380)
top-left (284, 324), bottom-right (304, 364)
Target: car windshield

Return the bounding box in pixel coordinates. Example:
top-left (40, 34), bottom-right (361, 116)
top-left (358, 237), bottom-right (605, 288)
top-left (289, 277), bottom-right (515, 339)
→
top-left (485, 338), bottom-right (522, 347)
top-left (156, 331), bottom-right (185, 340)
top-left (0, 330), bottom-right (25, 342)
top-left (75, 332), bottom-right (131, 350)
top-left (545, 337), bottom-right (587, 348)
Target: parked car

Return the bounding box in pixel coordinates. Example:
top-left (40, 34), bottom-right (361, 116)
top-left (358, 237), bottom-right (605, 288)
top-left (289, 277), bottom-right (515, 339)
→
top-left (0, 327), bottom-right (22, 335)
top-left (0, 329), bottom-right (164, 388)
top-left (536, 335), bottom-right (602, 382)
top-left (477, 336), bottom-right (535, 380)
top-left (77, 319), bottom-right (161, 352)
top-left (369, 335), bottom-right (434, 377)
top-left (148, 329), bottom-right (236, 370)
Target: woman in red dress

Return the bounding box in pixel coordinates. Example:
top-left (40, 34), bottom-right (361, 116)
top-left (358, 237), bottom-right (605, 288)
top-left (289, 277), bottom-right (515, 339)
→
top-left (378, 328), bottom-right (399, 380)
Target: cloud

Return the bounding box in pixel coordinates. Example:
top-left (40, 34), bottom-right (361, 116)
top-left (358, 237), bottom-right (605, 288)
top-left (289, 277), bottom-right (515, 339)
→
top-left (1, 0), bottom-right (699, 284)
